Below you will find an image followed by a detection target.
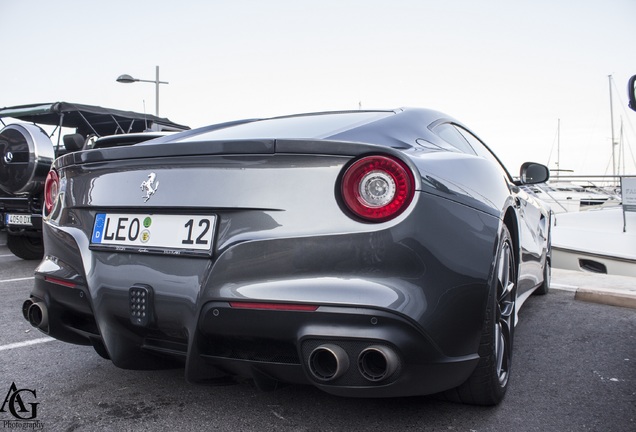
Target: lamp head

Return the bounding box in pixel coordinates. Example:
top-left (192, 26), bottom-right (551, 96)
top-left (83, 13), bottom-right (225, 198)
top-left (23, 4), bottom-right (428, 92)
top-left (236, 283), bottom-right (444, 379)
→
top-left (116, 74), bottom-right (137, 83)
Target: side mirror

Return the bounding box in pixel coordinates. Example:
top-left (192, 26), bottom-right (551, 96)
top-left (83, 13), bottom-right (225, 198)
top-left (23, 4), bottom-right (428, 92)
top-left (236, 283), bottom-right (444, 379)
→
top-left (520, 162), bottom-right (550, 185)
top-left (629, 75), bottom-right (636, 112)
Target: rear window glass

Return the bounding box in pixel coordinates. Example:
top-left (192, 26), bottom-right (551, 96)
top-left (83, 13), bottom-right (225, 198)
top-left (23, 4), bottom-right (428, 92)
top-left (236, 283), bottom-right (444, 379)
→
top-left (177, 111), bottom-right (393, 142)
top-left (432, 123), bottom-right (476, 155)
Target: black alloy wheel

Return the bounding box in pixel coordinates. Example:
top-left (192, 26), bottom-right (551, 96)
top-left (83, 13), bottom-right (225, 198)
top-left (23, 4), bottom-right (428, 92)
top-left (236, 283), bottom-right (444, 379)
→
top-left (494, 233), bottom-right (515, 388)
top-left (444, 225), bottom-right (517, 406)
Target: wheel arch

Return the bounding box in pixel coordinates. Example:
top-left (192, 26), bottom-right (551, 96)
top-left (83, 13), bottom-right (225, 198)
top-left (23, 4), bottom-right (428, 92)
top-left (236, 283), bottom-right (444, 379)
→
top-left (502, 207), bottom-right (519, 275)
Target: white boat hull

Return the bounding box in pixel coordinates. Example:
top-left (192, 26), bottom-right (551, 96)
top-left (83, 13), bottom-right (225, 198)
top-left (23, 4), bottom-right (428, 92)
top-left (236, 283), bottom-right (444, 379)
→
top-left (552, 247), bottom-right (636, 277)
top-left (551, 206), bottom-right (636, 277)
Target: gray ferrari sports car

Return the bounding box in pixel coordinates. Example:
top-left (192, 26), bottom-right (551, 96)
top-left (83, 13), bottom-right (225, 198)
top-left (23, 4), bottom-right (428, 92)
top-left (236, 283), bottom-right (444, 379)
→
top-left (23, 108), bottom-right (551, 405)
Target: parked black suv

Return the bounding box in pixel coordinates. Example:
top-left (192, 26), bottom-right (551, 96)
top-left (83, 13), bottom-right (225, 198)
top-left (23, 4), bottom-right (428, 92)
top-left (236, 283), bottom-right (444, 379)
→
top-left (0, 102), bottom-right (188, 259)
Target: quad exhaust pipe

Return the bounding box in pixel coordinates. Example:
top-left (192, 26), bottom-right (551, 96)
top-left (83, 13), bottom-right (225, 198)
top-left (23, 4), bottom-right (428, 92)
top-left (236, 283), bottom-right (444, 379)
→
top-left (22, 299), bottom-right (49, 332)
top-left (357, 345), bottom-right (398, 382)
top-left (307, 343), bottom-right (399, 383)
top-left (308, 344), bottom-right (350, 381)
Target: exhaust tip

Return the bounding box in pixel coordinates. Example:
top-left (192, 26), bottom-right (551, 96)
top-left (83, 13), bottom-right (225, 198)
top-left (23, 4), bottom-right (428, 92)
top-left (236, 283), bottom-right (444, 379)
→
top-left (358, 345), bottom-right (398, 382)
top-left (27, 302), bottom-right (49, 332)
top-left (22, 299), bottom-right (34, 321)
top-left (308, 344), bottom-right (350, 382)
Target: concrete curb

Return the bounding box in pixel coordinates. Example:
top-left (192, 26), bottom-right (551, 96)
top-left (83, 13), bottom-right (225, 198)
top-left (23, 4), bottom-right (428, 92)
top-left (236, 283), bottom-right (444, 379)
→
top-left (574, 287), bottom-right (636, 309)
top-left (552, 268), bottom-right (636, 310)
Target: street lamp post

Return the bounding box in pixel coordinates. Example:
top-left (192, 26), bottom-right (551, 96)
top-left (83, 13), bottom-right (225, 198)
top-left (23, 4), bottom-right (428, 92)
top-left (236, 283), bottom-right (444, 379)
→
top-left (116, 65), bottom-right (169, 116)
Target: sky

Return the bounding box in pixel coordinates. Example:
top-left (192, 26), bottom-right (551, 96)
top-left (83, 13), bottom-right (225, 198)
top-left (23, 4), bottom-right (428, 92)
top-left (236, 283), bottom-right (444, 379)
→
top-left (1, 0), bottom-right (635, 176)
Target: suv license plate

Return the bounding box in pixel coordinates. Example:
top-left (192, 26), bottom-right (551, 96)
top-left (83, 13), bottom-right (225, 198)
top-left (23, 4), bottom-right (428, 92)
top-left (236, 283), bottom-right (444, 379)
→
top-left (6, 214), bottom-right (33, 226)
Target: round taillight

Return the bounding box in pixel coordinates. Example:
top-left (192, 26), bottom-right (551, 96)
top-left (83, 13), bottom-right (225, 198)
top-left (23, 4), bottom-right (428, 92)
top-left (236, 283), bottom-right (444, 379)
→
top-left (44, 170), bottom-right (59, 214)
top-left (341, 155), bottom-right (415, 222)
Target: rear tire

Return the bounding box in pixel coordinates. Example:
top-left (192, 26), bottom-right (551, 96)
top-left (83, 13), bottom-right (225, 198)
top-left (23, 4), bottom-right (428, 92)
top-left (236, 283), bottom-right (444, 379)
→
top-left (535, 213), bottom-right (551, 296)
top-left (446, 225), bottom-right (517, 406)
top-left (534, 257), bottom-right (550, 296)
top-left (7, 234), bottom-right (44, 260)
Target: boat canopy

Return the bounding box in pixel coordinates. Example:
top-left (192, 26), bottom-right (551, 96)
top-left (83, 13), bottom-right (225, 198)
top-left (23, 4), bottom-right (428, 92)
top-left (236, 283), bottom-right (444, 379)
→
top-left (0, 102), bottom-right (189, 137)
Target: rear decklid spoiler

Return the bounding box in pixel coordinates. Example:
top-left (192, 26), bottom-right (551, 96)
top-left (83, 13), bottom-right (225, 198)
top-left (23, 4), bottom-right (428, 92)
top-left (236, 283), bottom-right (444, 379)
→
top-left (54, 139), bottom-right (392, 169)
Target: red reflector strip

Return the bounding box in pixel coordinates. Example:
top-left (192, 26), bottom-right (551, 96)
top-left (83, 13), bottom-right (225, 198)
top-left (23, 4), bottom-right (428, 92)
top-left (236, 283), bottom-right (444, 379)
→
top-left (229, 302), bottom-right (318, 311)
top-left (44, 276), bottom-right (76, 288)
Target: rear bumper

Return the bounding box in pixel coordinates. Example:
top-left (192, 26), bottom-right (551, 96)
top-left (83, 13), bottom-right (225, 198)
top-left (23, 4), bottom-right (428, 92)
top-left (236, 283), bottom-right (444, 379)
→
top-left (1, 194), bottom-right (43, 234)
top-left (4, 215), bottom-right (43, 234)
top-left (28, 271), bottom-right (479, 397)
top-left (28, 190), bottom-right (499, 397)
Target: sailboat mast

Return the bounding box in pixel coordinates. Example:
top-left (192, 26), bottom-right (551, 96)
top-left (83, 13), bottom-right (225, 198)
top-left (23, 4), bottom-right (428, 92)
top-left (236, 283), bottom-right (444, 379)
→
top-left (609, 74), bottom-right (616, 177)
top-left (556, 118), bottom-right (560, 181)
top-left (619, 119), bottom-right (624, 175)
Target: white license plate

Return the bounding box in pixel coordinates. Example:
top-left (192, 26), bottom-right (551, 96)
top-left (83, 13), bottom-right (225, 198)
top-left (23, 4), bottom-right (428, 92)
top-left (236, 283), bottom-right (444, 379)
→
top-left (5, 213), bottom-right (33, 226)
top-left (90, 213), bottom-right (215, 254)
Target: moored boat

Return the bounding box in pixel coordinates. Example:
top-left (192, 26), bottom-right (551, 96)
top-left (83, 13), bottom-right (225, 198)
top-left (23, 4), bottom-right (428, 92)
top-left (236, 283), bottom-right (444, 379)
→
top-left (551, 205), bottom-right (636, 277)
